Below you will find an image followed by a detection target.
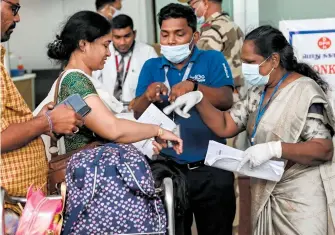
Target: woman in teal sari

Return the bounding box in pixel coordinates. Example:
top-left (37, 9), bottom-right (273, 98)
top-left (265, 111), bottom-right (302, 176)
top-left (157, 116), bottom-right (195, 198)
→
top-left (195, 25), bottom-right (335, 234)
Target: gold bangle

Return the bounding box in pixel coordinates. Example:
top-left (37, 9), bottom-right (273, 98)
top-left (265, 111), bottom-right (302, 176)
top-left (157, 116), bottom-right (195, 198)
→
top-left (157, 128), bottom-right (164, 137)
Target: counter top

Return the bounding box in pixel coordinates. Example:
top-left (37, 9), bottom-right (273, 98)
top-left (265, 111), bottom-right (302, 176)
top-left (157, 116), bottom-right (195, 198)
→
top-left (11, 73), bottom-right (36, 82)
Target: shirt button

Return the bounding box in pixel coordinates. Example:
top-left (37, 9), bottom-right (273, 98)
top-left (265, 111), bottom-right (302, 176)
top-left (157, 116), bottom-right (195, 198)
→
top-left (179, 73), bottom-right (181, 76)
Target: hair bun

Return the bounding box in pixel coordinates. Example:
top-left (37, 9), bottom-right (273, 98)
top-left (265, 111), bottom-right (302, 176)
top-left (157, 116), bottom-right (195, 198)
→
top-left (47, 37), bottom-right (68, 61)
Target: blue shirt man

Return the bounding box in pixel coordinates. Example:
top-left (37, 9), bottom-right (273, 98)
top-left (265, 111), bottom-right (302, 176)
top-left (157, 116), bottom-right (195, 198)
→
top-left (135, 46), bottom-right (233, 163)
top-left (131, 3), bottom-right (235, 235)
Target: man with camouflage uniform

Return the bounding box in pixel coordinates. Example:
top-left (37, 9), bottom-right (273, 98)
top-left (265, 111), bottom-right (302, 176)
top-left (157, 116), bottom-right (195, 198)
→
top-left (179, 0), bottom-right (244, 94)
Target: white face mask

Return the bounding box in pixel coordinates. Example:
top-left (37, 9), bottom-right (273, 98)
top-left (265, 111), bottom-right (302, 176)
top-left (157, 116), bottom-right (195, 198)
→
top-left (160, 36), bottom-right (194, 64)
top-left (242, 58), bottom-right (274, 86)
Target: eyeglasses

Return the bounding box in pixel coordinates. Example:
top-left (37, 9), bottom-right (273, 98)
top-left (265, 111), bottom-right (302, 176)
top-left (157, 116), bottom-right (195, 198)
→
top-left (2, 0), bottom-right (21, 16)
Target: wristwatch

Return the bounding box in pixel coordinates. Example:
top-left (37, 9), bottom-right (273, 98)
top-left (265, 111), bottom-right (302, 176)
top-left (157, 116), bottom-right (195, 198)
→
top-left (186, 78), bottom-right (198, 91)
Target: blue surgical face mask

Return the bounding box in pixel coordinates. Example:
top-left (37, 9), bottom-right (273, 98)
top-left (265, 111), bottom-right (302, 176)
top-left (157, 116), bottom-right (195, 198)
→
top-left (242, 58), bottom-right (274, 86)
top-left (160, 36), bottom-right (194, 64)
top-left (195, 2), bottom-right (206, 25)
top-left (197, 15), bottom-right (205, 25)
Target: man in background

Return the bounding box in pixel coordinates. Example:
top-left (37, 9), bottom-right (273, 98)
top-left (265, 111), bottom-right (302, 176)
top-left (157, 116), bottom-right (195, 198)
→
top-left (93, 14), bottom-right (157, 109)
top-left (96, 0), bottom-right (123, 20)
top-left (180, 0), bottom-right (244, 96)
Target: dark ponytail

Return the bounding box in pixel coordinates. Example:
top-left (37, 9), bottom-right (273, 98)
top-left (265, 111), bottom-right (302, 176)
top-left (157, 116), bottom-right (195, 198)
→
top-left (245, 25), bottom-right (329, 93)
top-left (293, 62), bottom-right (328, 92)
top-left (47, 11), bottom-right (111, 64)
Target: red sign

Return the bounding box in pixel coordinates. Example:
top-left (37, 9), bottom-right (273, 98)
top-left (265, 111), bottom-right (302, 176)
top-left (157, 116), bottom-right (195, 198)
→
top-left (313, 64), bottom-right (335, 74)
top-left (318, 37), bottom-right (332, 50)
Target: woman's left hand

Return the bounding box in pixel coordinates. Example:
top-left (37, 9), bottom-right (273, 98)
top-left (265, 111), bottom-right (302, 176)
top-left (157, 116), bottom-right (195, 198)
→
top-left (237, 141), bottom-right (282, 170)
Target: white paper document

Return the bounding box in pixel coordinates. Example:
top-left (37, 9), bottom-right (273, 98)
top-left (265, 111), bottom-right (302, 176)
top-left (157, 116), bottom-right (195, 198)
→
top-left (205, 141), bottom-right (285, 182)
top-left (122, 104), bottom-right (176, 159)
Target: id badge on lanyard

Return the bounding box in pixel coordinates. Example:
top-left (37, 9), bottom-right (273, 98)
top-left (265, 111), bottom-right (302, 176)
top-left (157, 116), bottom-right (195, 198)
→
top-left (164, 63), bottom-right (193, 147)
top-left (168, 112), bottom-right (181, 148)
top-left (163, 62), bottom-right (194, 93)
top-left (115, 53), bottom-right (133, 80)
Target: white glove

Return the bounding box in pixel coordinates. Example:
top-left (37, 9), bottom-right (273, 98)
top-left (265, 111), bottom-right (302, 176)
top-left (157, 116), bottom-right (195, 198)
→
top-left (163, 91), bottom-right (203, 118)
top-left (237, 141), bottom-right (282, 171)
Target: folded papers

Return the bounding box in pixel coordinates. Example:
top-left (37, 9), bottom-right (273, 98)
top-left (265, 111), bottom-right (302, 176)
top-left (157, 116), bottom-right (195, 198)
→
top-left (205, 141), bottom-right (284, 182)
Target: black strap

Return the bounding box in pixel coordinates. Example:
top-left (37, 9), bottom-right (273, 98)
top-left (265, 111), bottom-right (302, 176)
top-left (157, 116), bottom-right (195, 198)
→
top-left (308, 103), bottom-right (323, 115)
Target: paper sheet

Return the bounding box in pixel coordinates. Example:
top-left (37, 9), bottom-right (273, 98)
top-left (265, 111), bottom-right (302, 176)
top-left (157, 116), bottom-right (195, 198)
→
top-left (205, 141), bottom-right (285, 182)
top-left (117, 104), bottom-right (176, 159)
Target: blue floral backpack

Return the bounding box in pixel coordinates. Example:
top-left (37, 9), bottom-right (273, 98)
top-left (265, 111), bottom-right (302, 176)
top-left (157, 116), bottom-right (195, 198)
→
top-left (62, 143), bottom-right (167, 234)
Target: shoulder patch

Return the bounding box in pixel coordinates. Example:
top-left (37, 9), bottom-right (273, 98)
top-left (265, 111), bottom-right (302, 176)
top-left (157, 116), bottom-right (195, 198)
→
top-left (201, 23), bottom-right (212, 28)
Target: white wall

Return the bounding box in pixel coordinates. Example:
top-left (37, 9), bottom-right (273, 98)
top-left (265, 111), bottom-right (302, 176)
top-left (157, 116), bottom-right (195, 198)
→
top-left (8, 0), bottom-right (155, 70)
top-left (259, 0), bottom-right (335, 27)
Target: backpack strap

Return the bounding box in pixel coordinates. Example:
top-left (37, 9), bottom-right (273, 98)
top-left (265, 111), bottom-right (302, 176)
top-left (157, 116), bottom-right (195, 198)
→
top-left (49, 71), bottom-right (66, 158)
top-left (62, 145), bottom-right (109, 234)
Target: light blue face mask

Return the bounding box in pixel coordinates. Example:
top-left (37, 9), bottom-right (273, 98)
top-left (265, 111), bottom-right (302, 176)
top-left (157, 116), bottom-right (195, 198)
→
top-left (197, 16), bottom-right (205, 25)
top-left (195, 2), bottom-right (206, 25)
top-left (242, 57), bottom-right (274, 86)
top-left (160, 36), bottom-right (194, 64)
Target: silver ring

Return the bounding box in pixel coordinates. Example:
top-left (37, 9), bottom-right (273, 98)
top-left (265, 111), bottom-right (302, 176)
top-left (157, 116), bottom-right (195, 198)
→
top-left (73, 128), bottom-right (79, 134)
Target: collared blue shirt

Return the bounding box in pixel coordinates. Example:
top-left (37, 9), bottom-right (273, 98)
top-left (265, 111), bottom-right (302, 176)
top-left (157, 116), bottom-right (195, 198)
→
top-left (136, 47), bottom-right (234, 164)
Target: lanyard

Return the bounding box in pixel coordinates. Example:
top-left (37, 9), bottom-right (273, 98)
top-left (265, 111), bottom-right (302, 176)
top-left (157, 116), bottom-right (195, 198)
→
top-left (163, 62), bottom-right (194, 91)
top-left (164, 62), bottom-right (194, 125)
top-left (250, 72), bottom-right (290, 145)
top-left (115, 53), bottom-right (133, 79)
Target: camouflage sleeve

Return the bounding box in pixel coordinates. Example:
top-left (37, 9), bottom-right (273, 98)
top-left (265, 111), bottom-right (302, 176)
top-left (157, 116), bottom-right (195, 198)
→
top-left (228, 95), bottom-right (249, 132)
top-left (301, 118), bottom-right (332, 141)
top-left (198, 21), bottom-right (244, 87)
top-left (197, 27), bottom-right (224, 51)
top-left (219, 22), bottom-right (244, 87)
top-left (301, 103), bottom-right (332, 140)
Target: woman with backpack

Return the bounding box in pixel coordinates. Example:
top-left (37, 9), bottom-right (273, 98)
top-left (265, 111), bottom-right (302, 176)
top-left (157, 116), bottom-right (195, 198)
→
top-left (36, 11), bottom-right (183, 156)
top-left (33, 10), bottom-right (183, 234)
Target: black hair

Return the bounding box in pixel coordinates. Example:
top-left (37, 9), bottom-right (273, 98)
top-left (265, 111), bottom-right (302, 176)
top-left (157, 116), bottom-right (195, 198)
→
top-left (111, 14), bottom-right (134, 30)
top-left (158, 3), bottom-right (197, 33)
top-left (246, 25), bottom-right (328, 92)
top-left (209, 0), bottom-right (223, 3)
top-left (47, 11), bottom-right (111, 63)
top-left (95, 0), bottom-right (116, 10)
